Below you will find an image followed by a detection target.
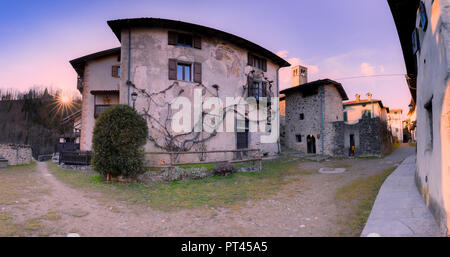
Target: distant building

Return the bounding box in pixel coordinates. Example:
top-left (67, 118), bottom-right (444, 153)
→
top-left (403, 100), bottom-right (417, 142)
top-left (389, 0), bottom-right (450, 235)
top-left (343, 93), bottom-right (388, 124)
top-left (387, 109), bottom-right (404, 143)
top-left (281, 71), bottom-right (348, 155)
top-left (281, 67), bottom-right (392, 157)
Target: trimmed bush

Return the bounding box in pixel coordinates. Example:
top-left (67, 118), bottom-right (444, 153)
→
top-left (92, 105), bottom-right (148, 180)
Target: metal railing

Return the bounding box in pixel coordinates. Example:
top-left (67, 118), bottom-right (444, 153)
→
top-left (59, 151), bottom-right (92, 165)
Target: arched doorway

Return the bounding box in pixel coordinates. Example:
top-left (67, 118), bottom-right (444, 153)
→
top-left (306, 134), bottom-right (316, 154)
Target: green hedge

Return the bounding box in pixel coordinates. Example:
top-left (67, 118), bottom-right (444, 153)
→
top-left (92, 105), bottom-right (148, 179)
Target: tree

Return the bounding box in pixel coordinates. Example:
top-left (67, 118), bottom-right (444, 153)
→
top-left (92, 104), bottom-right (149, 181)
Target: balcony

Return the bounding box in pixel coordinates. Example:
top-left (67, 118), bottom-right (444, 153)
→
top-left (94, 104), bottom-right (113, 118)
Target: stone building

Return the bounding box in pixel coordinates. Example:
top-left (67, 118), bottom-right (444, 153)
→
top-left (387, 108), bottom-right (404, 143)
top-left (282, 68), bottom-right (392, 157)
top-left (280, 66), bottom-right (349, 155)
top-left (343, 93), bottom-right (389, 124)
top-left (389, 0), bottom-right (450, 235)
top-left (70, 18), bottom-right (290, 165)
top-left (341, 94), bottom-right (392, 156)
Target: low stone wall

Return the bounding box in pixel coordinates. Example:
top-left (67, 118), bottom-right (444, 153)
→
top-left (0, 143), bottom-right (32, 166)
top-left (332, 117), bottom-right (393, 157)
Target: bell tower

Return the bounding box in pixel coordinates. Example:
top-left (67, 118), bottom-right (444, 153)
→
top-left (292, 65), bottom-right (308, 87)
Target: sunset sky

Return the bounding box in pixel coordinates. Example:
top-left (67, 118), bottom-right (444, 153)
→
top-left (0, 0), bottom-right (411, 115)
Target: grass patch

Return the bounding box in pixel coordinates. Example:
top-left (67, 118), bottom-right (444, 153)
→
top-left (409, 142), bottom-right (416, 147)
top-left (335, 166), bottom-right (396, 236)
top-left (47, 158), bottom-right (312, 211)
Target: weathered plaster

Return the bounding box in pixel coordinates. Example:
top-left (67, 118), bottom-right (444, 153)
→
top-left (116, 28), bottom-right (279, 164)
top-left (415, 0), bottom-right (450, 236)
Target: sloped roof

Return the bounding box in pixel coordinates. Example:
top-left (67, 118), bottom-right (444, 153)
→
top-left (279, 79), bottom-right (349, 100)
top-left (343, 99), bottom-right (384, 109)
top-left (107, 18), bottom-right (290, 68)
top-left (69, 47), bottom-right (121, 77)
top-left (387, 0), bottom-right (420, 101)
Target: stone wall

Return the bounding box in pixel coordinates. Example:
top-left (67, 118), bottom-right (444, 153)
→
top-left (284, 84), bottom-right (345, 156)
top-left (0, 144), bottom-right (32, 166)
top-left (334, 117), bottom-right (392, 157)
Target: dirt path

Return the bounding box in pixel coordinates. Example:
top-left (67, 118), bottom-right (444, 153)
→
top-left (2, 144), bottom-right (414, 236)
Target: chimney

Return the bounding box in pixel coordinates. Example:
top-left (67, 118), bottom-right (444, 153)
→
top-left (355, 94), bottom-right (360, 102)
top-left (291, 65), bottom-right (308, 87)
top-left (366, 92), bottom-right (372, 101)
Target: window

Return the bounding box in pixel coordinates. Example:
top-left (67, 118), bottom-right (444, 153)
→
top-left (248, 82), bottom-right (267, 100)
top-left (177, 63), bottom-right (191, 81)
top-left (299, 113), bottom-right (304, 120)
top-left (177, 33), bottom-right (193, 47)
top-left (169, 59), bottom-right (202, 82)
top-left (343, 112), bottom-right (348, 122)
top-left (247, 53), bottom-right (267, 72)
top-left (425, 98), bottom-right (433, 148)
top-left (112, 66), bottom-right (120, 78)
top-left (296, 134), bottom-right (302, 142)
top-left (419, 1), bottom-right (428, 31)
top-left (168, 31), bottom-right (201, 49)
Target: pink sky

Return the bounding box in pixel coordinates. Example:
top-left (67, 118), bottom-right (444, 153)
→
top-left (0, 0), bottom-right (412, 116)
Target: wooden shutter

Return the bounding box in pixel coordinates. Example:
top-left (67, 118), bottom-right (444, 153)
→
top-left (111, 66), bottom-right (119, 77)
top-left (247, 52), bottom-right (253, 66)
top-left (168, 31), bottom-right (177, 45)
top-left (193, 62), bottom-right (202, 83)
top-left (193, 36), bottom-right (202, 49)
top-left (262, 59), bottom-right (267, 72)
top-left (247, 76), bottom-right (254, 97)
top-left (112, 66), bottom-right (117, 77)
top-left (168, 59), bottom-right (177, 80)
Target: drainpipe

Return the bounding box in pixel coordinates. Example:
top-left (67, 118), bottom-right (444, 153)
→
top-left (320, 86), bottom-right (324, 155)
top-left (276, 67), bottom-right (281, 154)
top-left (127, 27), bottom-right (131, 106)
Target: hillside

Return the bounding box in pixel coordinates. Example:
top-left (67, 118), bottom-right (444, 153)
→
top-left (0, 92), bottom-right (81, 158)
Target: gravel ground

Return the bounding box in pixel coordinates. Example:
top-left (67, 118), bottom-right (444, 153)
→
top-left (0, 144), bottom-right (414, 237)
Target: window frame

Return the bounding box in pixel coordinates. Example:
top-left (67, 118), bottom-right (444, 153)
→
top-left (176, 62), bottom-right (192, 82)
top-left (111, 65), bottom-right (120, 78)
